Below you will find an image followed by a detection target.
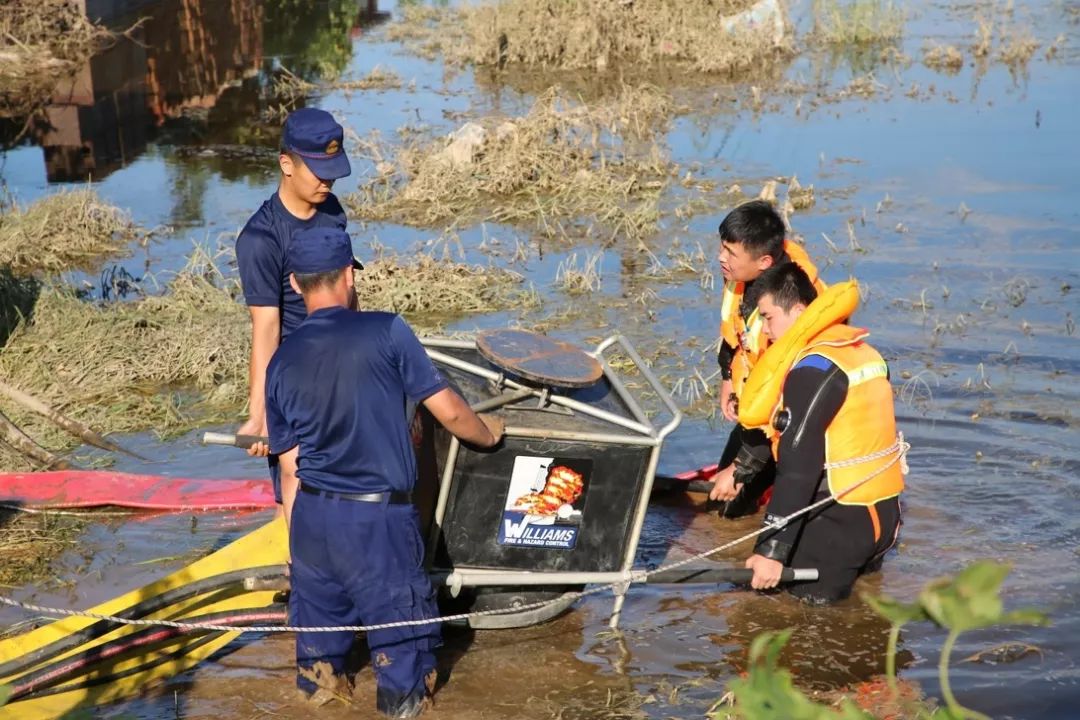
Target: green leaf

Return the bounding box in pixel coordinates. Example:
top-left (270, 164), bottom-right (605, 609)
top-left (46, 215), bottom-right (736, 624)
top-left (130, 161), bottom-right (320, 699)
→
top-left (1000, 609), bottom-right (1050, 627)
top-left (748, 628), bottom-right (793, 667)
top-left (918, 561), bottom-right (1030, 632)
top-left (863, 592), bottom-right (928, 624)
top-left (0, 684), bottom-right (9, 707)
top-left (721, 631), bottom-right (874, 720)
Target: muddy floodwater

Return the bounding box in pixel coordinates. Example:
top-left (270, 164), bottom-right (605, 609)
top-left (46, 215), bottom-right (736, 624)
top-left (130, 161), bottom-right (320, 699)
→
top-left (2, 0), bottom-right (1079, 718)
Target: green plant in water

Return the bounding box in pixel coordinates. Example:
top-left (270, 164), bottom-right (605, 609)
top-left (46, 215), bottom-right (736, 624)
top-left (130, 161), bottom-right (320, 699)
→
top-left (718, 562), bottom-right (1047, 719)
top-left (914, 561), bottom-right (1047, 719)
top-left (714, 630), bottom-right (873, 719)
top-left (813, 0), bottom-right (904, 46)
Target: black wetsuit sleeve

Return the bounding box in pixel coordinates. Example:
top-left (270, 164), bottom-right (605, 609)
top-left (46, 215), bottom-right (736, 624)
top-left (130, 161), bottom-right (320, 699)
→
top-left (717, 340), bottom-right (735, 381)
top-left (754, 360), bottom-right (849, 561)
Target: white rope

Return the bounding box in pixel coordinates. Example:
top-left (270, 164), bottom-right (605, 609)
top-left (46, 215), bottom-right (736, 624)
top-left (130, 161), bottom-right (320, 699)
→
top-left (0, 438), bottom-right (909, 634)
top-left (823, 432), bottom-right (909, 474)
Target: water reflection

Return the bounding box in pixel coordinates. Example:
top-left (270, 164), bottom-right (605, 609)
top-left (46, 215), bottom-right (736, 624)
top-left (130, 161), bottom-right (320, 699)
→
top-left (17, 0), bottom-right (389, 184)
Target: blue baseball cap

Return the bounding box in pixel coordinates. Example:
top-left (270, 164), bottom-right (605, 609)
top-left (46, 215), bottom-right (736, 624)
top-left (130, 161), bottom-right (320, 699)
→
top-left (288, 227), bottom-right (364, 275)
top-left (282, 108), bottom-right (352, 181)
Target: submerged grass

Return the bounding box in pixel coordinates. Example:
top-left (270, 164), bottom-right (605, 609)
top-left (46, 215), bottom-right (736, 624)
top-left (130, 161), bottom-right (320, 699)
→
top-left (0, 245), bottom-right (532, 470)
top-left (387, 0), bottom-right (790, 74)
top-left (457, 0), bottom-right (789, 74)
top-left (971, 13), bottom-right (1042, 70)
top-left (264, 65), bottom-right (406, 122)
top-left (0, 509), bottom-right (87, 586)
top-left (556, 252), bottom-right (603, 295)
top-left (812, 0), bottom-right (904, 46)
top-left (0, 247), bottom-right (249, 471)
top-left (923, 44), bottom-right (965, 72)
top-left (0, 0), bottom-right (113, 120)
top-left (998, 31), bottom-right (1040, 68)
top-left (0, 189), bottom-right (144, 277)
top-left (358, 247), bottom-right (537, 320)
top-left (347, 86), bottom-right (673, 242)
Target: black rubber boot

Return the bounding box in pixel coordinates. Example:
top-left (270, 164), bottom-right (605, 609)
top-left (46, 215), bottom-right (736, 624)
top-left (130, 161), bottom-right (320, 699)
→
top-left (376, 686), bottom-right (431, 718)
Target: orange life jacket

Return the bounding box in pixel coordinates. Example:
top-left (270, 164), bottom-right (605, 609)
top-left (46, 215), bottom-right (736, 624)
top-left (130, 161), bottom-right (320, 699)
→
top-left (719, 241), bottom-right (825, 398)
top-left (771, 324), bottom-right (905, 506)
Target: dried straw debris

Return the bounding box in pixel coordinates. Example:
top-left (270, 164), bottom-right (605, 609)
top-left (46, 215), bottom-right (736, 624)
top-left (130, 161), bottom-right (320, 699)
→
top-left (0, 246), bottom-right (533, 470)
top-left (358, 251), bottom-right (537, 321)
top-left (812, 0), bottom-right (904, 47)
top-left (0, 189), bottom-right (144, 277)
top-left (347, 87), bottom-right (672, 242)
top-left (389, 0), bottom-right (791, 74)
top-left (923, 44), bottom-right (965, 72)
top-left (0, 509), bottom-right (87, 586)
top-left (264, 65), bottom-right (407, 122)
top-left (0, 0), bottom-right (113, 119)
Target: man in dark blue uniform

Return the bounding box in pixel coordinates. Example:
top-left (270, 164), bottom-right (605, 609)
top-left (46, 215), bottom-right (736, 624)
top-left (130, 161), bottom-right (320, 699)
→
top-left (265, 227), bottom-right (504, 717)
top-left (236, 107), bottom-right (355, 505)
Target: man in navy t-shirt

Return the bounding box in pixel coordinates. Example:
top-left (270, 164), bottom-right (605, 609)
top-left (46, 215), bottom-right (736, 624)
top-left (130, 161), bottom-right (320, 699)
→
top-left (236, 107), bottom-right (357, 498)
top-left (265, 227), bottom-right (504, 717)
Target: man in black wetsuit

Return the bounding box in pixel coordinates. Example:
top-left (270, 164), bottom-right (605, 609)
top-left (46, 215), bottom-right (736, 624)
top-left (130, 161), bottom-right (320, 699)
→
top-left (711, 201), bottom-right (825, 518)
top-left (743, 264), bottom-right (904, 604)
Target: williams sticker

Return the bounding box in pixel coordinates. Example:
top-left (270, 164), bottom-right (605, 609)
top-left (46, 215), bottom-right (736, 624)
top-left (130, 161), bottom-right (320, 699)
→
top-left (497, 455), bottom-right (592, 550)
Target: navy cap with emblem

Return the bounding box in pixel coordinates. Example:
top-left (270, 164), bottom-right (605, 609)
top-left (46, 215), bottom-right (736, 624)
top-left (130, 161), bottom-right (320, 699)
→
top-left (288, 227), bottom-right (364, 275)
top-left (282, 108), bottom-right (352, 181)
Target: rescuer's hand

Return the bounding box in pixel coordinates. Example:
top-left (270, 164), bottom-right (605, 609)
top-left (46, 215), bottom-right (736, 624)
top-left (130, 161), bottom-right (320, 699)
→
top-left (478, 413), bottom-right (505, 446)
top-left (709, 464), bottom-right (738, 502)
top-left (720, 379), bottom-right (738, 422)
top-left (238, 416), bottom-right (270, 457)
top-left (745, 554), bottom-right (783, 590)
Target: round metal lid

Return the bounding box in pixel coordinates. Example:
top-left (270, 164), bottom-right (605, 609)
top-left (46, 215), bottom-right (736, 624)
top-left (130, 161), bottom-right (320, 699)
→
top-left (476, 329), bottom-right (603, 389)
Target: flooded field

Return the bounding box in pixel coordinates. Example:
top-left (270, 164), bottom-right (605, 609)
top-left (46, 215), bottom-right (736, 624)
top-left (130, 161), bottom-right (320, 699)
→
top-left (1, 0), bottom-right (1078, 718)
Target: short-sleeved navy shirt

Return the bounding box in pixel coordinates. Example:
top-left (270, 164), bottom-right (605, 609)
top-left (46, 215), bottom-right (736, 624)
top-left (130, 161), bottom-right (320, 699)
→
top-left (265, 308), bottom-right (449, 494)
top-left (236, 192), bottom-right (347, 340)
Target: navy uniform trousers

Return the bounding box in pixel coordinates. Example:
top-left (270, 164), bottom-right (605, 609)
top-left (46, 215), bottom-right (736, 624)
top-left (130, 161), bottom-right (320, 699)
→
top-left (290, 490), bottom-right (441, 704)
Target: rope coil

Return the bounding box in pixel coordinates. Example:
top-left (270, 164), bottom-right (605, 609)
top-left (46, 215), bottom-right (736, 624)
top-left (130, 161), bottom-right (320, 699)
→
top-left (0, 438), bottom-right (910, 635)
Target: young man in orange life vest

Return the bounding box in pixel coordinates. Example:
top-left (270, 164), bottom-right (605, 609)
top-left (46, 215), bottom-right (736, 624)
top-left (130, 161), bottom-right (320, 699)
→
top-left (743, 264), bottom-right (903, 604)
top-left (710, 200), bottom-right (824, 518)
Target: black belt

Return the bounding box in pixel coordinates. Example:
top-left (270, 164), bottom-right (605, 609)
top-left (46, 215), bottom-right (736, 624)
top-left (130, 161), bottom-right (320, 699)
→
top-left (299, 484), bottom-right (412, 504)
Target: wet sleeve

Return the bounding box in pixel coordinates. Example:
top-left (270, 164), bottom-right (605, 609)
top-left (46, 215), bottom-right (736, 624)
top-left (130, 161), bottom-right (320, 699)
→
top-left (754, 357), bottom-right (848, 561)
top-left (236, 223), bottom-right (281, 307)
top-left (717, 340), bottom-right (735, 381)
top-left (390, 315), bottom-right (449, 403)
top-left (265, 358), bottom-right (297, 454)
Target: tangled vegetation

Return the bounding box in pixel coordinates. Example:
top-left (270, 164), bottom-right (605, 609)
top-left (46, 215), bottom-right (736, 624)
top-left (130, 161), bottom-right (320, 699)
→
top-left (0, 248), bottom-right (249, 471)
top-left (812, 0), bottom-right (904, 47)
top-left (348, 86), bottom-right (673, 242)
top-left (923, 44), bottom-right (965, 72)
top-left (0, 242), bottom-right (533, 470)
top-left (0, 510), bottom-right (87, 587)
top-left (264, 65), bottom-right (405, 122)
top-left (463, 0), bottom-right (788, 73)
top-left (0, 190), bottom-right (143, 276)
top-left (389, 0), bottom-right (790, 74)
top-left (0, 0), bottom-right (113, 120)
top-left (360, 249), bottom-right (536, 320)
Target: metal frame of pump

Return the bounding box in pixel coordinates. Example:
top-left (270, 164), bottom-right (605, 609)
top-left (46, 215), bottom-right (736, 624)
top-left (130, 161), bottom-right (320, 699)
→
top-left (420, 333), bottom-right (683, 629)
